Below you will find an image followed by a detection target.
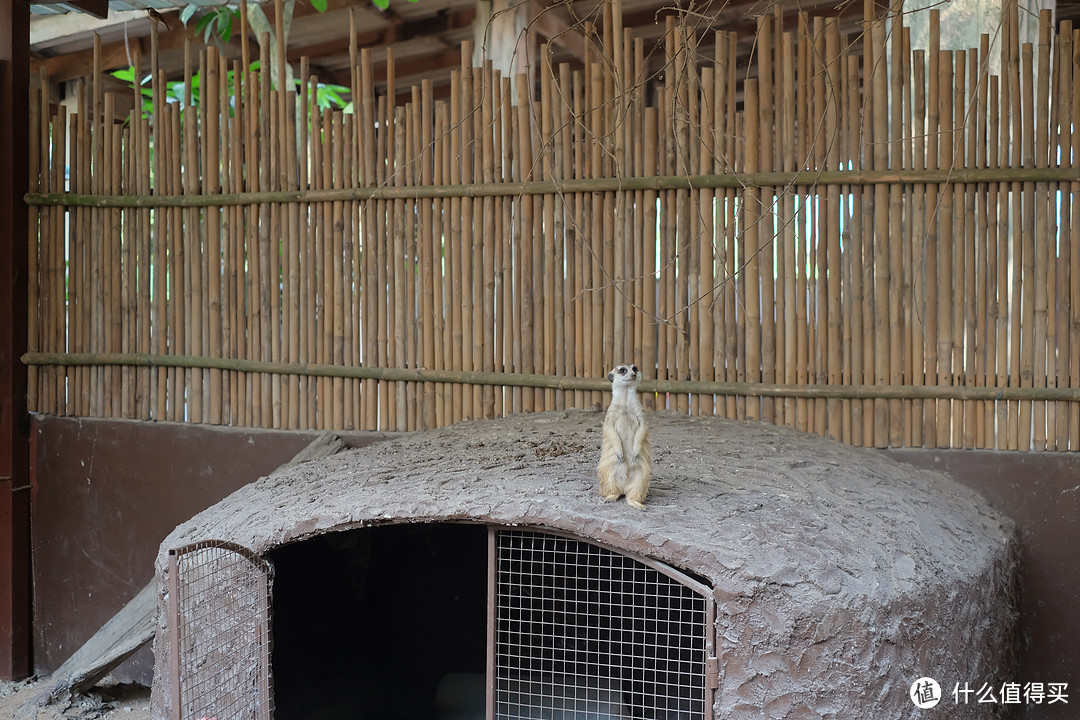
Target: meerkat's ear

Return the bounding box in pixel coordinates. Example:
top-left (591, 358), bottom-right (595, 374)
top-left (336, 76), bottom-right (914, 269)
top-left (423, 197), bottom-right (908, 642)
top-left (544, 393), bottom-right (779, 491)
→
top-left (607, 371), bottom-right (614, 382)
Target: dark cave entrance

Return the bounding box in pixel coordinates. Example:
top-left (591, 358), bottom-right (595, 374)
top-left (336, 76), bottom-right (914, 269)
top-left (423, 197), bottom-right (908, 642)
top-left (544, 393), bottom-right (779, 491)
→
top-left (268, 522), bottom-right (489, 720)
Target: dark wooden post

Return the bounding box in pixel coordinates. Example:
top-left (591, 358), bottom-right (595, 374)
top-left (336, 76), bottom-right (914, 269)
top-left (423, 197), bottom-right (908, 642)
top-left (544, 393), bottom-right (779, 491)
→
top-left (0, 0), bottom-right (32, 680)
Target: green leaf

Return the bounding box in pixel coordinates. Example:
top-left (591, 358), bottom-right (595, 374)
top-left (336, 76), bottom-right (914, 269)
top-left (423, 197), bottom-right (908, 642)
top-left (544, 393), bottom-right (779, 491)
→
top-left (310, 0), bottom-right (327, 11)
top-left (179, 4), bottom-right (199, 26)
top-left (219, 12), bottom-right (233, 40)
top-left (371, 0), bottom-right (389, 8)
top-left (111, 68), bottom-right (135, 83)
top-left (194, 12), bottom-right (214, 33)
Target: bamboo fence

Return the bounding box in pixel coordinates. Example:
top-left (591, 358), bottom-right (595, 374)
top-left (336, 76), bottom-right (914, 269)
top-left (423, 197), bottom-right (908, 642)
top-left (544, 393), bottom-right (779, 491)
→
top-left (22, 0), bottom-right (1080, 450)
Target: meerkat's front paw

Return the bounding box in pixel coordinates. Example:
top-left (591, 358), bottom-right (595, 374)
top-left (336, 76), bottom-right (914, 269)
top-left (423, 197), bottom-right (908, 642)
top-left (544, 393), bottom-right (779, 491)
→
top-left (602, 493), bottom-right (621, 502)
top-left (625, 498), bottom-right (647, 510)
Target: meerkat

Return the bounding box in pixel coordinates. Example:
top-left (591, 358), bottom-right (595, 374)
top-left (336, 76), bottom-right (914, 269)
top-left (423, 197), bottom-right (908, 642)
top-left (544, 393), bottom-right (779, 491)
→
top-left (597, 363), bottom-right (652, 510)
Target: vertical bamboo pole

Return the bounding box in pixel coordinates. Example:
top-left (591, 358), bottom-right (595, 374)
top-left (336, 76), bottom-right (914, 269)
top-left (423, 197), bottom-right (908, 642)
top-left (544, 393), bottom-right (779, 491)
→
top-left (902, 26), bottom-right (916, 446)
top-left (1033, 15), bottom-right (1052, 450)
top-left (975, 34), bottom-right (991, 448)
top-left (674, 25), bottom-right (690, 415)
top-left (385, 55), bottom-right (398, 427)
top-left (1055, 25), bottom-right (1074, 449)
top-left (559, 65), bottom-right (577, 409)
top-left (284, 70), bottom-right (299, 430)
top-left (825, 18), bottom-right (842, 443)
top-left (923, 15), bottom-right (940, 446)
top-left (53, 104), bottom-right (68, 414)
top-left (811, 17), bottom-right (826, 436)
top-left (481, 70), bottom-right (497, 418)
top-left (90, 38), bottom-right (105, 418)
top-left (518, 72), bottom-right (537, 411)
top-left (552, 60), bottom-right (569, 411)
top-left (871, 20), bottom-right (891, 446)
top-left (573, 69), bottom-right (587, 408)
top-left (405, 94), bottom-right (419, 430)
top-left (26, 81), bottom-right (40, 415)
top-left (986, 71), bottom-right (1001, 448)
top-left (178, 43), bottom-right (197, 423)
top-left (223, 51), bottom-right (239, 425)
top-left (392, 102), bottom-right (409, 430)
top-left (448, 70), bottom-right (463, 424)
top-left (888, 13), bottom-right (906, 447)
top-left (840, 51), bottom-right (855, 445)
top-left (69, 85), bottom-right (84, 416)
top-left (1071, 27), bottom-right (1080, 450)
top-left (1006, 0), bottom-right (1023, 450)
top-left (712, 32), bottom-right (729, 421)
top-left (910, 48), bottom-right (926, 447)
top-left (1018, 42), bottom-right (1035, 450)
top-left (794, 18), bottom-right (809, 430)
top-left (431, 90), bottom-right (447, 427)
top-left (541, 49), bottom-right (558, 411)
top-left (499, 76), bottom-right (514, 416)
top-left (359, 51), bottom-right (377, 429)
top-left (643, 106), bottom-right (659, 411)
top-left (997, 56), bottom-right (1012, 450)
top-left (758, 15), bottom-right (776, 425)
top-left (168, 103), bottom-right (184, 421)
top-left (204, 47), bottom-right (223, 423)
top-left (724, 34), bottom-right (738, 420)
top-left (936, 50), bottom-right (955, 448)
top-left (460, 46), bottom-right (476, 419)
top-left (239, 58), bottom-right (254, 426)
top-left (744, 78), bottom-right (761, 423)
top-left (332, 111), bottom-right (347, 430)
top-left (698, 65), bottom-right (715, 418)
top-left (421, 81), bottom-right (437, 429)
top-left (103, 93), bottom-right (119, 418)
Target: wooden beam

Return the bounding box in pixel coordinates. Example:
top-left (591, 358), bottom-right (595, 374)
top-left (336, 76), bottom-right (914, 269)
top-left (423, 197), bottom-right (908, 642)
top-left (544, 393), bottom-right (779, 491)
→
top-left (0, 0), bottom-right (33, 682)
top-left (38, 38), bottom-right (135, 83)
top-left (36, 18), bottom-right (246, 84)
top-left (286, 7), bottom-right (476, 64)
top-left (61, 0), bottom-right (109, 20)
top-left (530, 0), bottom-right (587, 61)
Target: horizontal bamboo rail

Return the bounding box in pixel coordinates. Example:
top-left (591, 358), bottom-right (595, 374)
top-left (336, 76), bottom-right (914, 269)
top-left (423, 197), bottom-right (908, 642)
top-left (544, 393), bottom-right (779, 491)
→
top-left (22, 351), bottom-right (1080, 402)
top-left (25, 167), bottom-right (1080, 208)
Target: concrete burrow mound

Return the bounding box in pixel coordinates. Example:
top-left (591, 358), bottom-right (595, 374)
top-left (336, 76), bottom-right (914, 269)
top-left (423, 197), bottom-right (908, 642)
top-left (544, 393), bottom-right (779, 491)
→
top-left (152, 410), bottom-right (1018, 720)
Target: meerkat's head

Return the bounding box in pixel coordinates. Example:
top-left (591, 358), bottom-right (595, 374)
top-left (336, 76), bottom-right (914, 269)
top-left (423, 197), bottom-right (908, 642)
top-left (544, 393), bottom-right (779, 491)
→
top-left (607, 363), bottom-right (642, 386)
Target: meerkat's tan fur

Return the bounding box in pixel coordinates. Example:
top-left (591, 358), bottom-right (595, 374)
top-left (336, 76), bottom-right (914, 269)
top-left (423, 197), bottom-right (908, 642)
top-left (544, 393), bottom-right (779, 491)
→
top-left (597, 363), bottom-right (652, 510)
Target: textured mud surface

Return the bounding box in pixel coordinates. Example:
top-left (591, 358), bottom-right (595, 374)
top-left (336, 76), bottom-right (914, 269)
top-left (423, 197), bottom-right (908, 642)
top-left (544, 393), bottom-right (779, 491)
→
top-left (153, 410), bottom-right (1019, 720)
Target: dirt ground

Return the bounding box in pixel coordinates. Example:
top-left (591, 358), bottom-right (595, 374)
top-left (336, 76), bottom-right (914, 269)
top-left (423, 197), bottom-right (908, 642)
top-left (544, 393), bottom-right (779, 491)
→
top-left (0, 677), bottom-right (151, 720)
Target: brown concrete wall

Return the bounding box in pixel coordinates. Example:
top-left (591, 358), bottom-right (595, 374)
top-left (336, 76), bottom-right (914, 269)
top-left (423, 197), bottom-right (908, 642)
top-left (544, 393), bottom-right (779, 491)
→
top-left (28, 414), bottom-right (1076, 718)
top-left (29, 414), bottom-right (393, 684)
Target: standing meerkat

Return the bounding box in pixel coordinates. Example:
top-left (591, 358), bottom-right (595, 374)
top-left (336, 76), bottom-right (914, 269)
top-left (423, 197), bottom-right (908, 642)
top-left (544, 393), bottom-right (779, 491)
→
top-left (597, 363), bottom-right (652, 510)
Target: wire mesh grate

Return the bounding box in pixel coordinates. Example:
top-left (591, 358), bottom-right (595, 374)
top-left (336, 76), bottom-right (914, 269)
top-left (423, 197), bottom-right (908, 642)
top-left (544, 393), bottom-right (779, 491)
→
top-left (495, 530), bottom-right (709, 720)
top-left (170, 541), bottom-right (274, 720)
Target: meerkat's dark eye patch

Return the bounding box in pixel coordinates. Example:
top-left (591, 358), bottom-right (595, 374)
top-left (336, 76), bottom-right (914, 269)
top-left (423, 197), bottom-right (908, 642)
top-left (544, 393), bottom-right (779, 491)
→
top-left (618, 367), bottom-right (627, 375)
top-left (631, 365), bottom-right (639, 373)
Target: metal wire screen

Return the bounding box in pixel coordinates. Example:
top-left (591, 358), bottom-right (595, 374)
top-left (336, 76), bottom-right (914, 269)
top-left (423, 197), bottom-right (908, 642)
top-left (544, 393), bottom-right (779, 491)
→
top-left (495, 530), bottom-right (709, 720)
top-left (169, 541), bottom-right (273, 720)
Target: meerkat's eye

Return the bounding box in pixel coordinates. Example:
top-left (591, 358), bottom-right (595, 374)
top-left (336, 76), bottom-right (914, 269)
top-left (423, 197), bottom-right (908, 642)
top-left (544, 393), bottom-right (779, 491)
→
top-left (617, 366), bottom-right (627, 375)
top-left (631, 365), bottom-right (639, 373)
